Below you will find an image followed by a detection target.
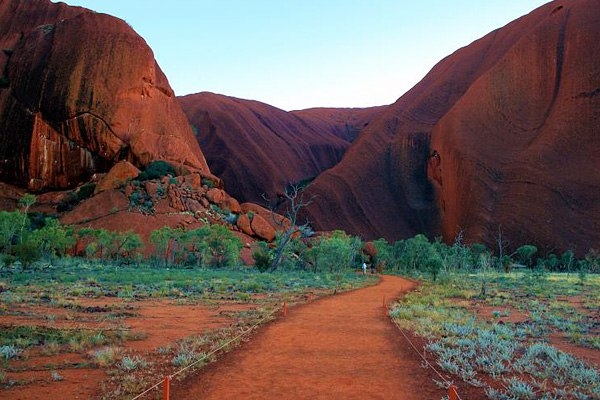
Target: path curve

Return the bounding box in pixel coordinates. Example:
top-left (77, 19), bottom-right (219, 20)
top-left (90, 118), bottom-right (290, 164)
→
top-left (173, 275), bottom-right (442, 399)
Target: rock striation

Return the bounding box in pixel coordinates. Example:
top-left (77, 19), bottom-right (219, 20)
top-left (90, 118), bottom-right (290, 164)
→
top-left (304, 0), bottom-right (600, 254)
top-left (0, 0), bottom-right (209, 191)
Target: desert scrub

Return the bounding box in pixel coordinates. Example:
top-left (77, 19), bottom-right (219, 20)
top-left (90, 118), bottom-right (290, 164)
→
top-left (1, 260), bottom-right (376, 302)
top-left (391, 272), bottom-right (600, 399)
top-left (117, 355), bottom-right (147, 372)
top-left (0, 344), bottom-right (22, 360)
top-left (92, 346), bottom-right (122, 367)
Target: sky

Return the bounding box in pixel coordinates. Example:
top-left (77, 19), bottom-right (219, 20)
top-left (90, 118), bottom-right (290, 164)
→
top-left (54, 1), bottom-right (549, 111)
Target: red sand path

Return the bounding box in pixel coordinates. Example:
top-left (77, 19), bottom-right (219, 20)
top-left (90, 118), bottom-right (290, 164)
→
top-left (173, 275), bottom-right (444, 399)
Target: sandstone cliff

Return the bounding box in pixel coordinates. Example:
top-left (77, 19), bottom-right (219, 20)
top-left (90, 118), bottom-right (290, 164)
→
top-left (0, 0), bottom-right (209, 191)
top-left (304, 0), bottom-right (600, 254)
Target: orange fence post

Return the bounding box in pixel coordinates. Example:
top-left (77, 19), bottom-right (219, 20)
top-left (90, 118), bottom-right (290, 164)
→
top-left (448, 384), bottom-right (458, 400)
top-left (283, 302), bottom-right (287, 317)
top-left (163, 376), bottom-right (170, 400)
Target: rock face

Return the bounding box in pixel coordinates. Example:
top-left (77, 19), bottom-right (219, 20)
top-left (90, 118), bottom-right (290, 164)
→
top-left (304, 0), bottom-right (600, 254)
top-left (290, 106), bottom-right (386, 142)
top-left (0, 0), bottom-right (209, 191)
top-left (178, 92), bottom-right (382, 203)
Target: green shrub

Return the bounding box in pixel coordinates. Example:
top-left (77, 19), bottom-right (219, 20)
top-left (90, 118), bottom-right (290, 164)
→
top-left (201, 178), bottom-right (215, 188)
top-left (76, 182), bottom-right (96, 201)
top-left (252, 243), bottom-right (272, 273)
top-left (137, 160), bottom-right (176, 181)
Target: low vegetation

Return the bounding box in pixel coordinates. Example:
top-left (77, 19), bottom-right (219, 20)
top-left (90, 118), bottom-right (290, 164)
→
top-left (381, 234), bottom-right (600, 399)
top-left (0, 194), bottom-right (598, 399)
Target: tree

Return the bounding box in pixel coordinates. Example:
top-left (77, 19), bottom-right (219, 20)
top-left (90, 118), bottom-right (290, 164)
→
top-left (495, 226), bottom-right (510, 271)
top-left (306, 231), bottom-right (359, 273)
top-left (0, 211), bottom-right (26, 255)
top-left (402, 234), bottom-right (431, 270)
top-left (197, 225), bottom-right (242, 268)
top-left (109, 230), bottom-right (144, 262)
top-left (27, 218), bottom-right (75, 260)
top-left (516, 245), bottom-right (538, 268)
top-left (18, 194), bottom-right (36, 240)
top-left (424, 249), bottom-right (443, 282)
top-left (560, 250), bottom-right (575, 273)
top-left (266, 184), bottom-right (314, 272)
top-left (150, 226), bottom-right (183, 267)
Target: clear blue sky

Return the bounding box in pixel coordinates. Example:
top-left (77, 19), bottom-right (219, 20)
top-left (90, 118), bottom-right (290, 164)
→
top-left (55, 1), bottom-right (549, 111)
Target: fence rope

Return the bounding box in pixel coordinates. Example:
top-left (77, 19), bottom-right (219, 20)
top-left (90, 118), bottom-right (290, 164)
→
top-left (130, 303), bottom-right (283, 400)
top-left (388, 307), bottom-right (464, 400)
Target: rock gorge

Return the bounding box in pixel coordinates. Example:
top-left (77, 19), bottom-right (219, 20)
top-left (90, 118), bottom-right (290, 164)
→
top-left (0, 0), bottom-right (598, 255)
top-left (178, 92), bottom-right (383, 203)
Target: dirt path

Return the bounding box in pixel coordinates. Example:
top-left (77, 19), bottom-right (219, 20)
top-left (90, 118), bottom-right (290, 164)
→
top-left (173, 275), bottom-right (444, 399)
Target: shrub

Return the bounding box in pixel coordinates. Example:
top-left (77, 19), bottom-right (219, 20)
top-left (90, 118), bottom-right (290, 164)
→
top-left (57, 184), bottom-right (94, 212)
top-left (0, 76), bottom-right (8, 89)
top-left (201, 178), bottom-right (216, 188)
top-left (252, 243), bottom-right (272, 272)
top-left (0, 344), bottom-right (21, 360)
top-left (516, 245), bottom-right (538, 268)
top-left (76, 182), bottom-right (96, 201)
top-left (137, 160), bottom-right (176, 181)
top-left (93, 346), bottom-right (121, 367)
top-left (118, 355), bottom-right (147, 372)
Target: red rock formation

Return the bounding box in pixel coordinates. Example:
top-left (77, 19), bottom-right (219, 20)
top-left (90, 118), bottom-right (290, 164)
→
top-left (178, 92), bottom-right (381, 203)
top-left (250, 214), bottom-right (277, 242)
top-left (305, 0), bottom-right (600, 254)
top-left (291, 106), bottom-right (386, 142)
top-left (94, 161), bottom-right (140, 194)
top-left (0, 0), bottom-right (208, 191)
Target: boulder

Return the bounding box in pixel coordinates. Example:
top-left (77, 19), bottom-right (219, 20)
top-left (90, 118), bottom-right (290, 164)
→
top-left (236, 213), bottom-right (254, 236)
top-left (250, 214), bottom-right (277, 242)
top-left (206, 188), bottom-right (242, 213)
top-left (94, 161), bottom-right (140, 194)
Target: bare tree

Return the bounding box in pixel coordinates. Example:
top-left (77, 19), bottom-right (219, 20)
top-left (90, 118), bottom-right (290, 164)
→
top-left (496, 225), bottom-right (511, 271)
top-left (265, 184), bottom-right (315, 272)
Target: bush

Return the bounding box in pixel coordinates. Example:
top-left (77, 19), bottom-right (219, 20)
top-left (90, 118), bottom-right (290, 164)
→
top-left (137, 160), bottom-right (176, 181)
top-left (76, 183), bottom-right (96, 201)
top-left (201, 178), bottom-right (215, 188)
top-left (57, 183), bottom-right (97, 212)
top-left (252, 243), bottom-right (272, 272)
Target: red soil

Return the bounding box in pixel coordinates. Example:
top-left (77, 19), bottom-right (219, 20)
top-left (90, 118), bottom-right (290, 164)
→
top-left (0, 298), bottom-right (257, 400)
top-left (172, 276), bottom-right (450, 399)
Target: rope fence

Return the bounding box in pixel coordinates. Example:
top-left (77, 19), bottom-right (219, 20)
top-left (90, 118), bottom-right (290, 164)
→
top-left (130, 302), bottom-right (286, 400)
top-left (131, 295), bottom-right (463, 400)
top-left (383, 298), bottom-right (463, 400)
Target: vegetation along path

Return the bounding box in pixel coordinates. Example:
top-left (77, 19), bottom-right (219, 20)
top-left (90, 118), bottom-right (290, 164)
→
top-left (173, 275), bottom-right (443, 399)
